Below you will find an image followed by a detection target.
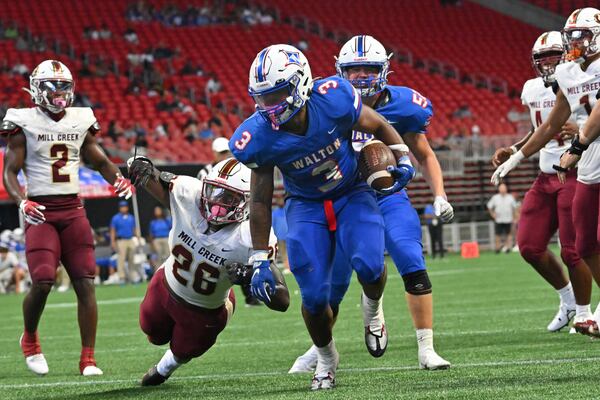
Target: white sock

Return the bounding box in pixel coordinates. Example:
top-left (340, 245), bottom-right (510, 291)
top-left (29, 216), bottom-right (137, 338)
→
top-left (593, 303), bottom-right (600, 322)
top-left (557, 283), bottom-right (575, 307)
top-left (156, 349), bottom-right (182, 377)
top-left (362, 293), bottom-right (384, 327)
top-left (302, 345), bottom-right (317, 359)
top-left (416, 328), bottom-right (434, 352)
top-left (575, 304), bottom-right (592, 320)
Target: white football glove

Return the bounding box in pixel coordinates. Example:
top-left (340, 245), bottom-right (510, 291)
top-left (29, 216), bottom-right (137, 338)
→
top-left (491, 150), bottom-right (525, 186)
top-left (433, 196), bottom-right (454, 223)
top-left (19, 199), bottom-right (46, 225)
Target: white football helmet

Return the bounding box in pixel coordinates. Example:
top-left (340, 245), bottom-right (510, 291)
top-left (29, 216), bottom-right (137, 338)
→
top-left (25, 60), bottom-right (74, 114)
top-left (562, 8), bottom-right (600, 63)
top-left (248, 44), bottom-right (312, 126)
top-left (336, 35), bottom-right (392, 97)
top-left (531, 31), bottom-right (564, 83)
top-left (201, 158), bottom-right (251, 226)
top-left (11, 228), bottom-right (24, 243)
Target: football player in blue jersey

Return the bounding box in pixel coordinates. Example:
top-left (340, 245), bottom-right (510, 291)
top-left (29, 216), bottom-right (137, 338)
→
top-left (229, 44), bottom-right (415, 390)
top-left (289, 35), bottom-right (453, 373)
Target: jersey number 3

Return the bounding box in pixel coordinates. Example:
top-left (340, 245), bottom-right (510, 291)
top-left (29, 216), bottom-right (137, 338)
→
top-left (50, 144), bottom-right (70, 183)
top-left (172, 244), bottom-right (219, 295)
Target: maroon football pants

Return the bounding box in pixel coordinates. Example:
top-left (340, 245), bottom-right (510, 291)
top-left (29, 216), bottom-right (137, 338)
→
top-left (139, 267), bottom-right (235, 360)
top-left (572, 181), bottom-right (600, 258)
top-left (25, 195), bottom-right (95, 284)
top-left (517, 171), bottom-right (580, 268)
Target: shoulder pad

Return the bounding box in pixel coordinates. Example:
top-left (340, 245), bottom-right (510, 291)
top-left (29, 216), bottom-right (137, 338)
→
top-left (551, 81), bottom-right (559, 95)
top-left (0, 120), bottom-right (20, 135)
top-left (89, 121), bottom-right (101, 134)
top-left (160, 171), bottom-right (177, 191)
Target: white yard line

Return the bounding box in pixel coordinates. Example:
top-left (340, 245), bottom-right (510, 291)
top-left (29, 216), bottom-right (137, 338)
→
top-left (2, 356), bottom-right (600, 389)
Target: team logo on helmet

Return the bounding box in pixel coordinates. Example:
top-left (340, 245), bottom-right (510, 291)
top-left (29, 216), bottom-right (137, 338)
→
top-left (283, 50), bottom-right (302, 67)
top-left (595, 13), bottom-right (600, 24)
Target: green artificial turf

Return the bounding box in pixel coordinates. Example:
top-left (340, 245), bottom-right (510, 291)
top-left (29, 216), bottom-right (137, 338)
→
top-left (1, 249), bottom-right (598, 399)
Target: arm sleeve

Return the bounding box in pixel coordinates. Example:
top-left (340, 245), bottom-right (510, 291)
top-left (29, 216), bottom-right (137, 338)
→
top-left (229, 120), bottom-right (263, 169)
top-left (337, 78), bottom-right (363, 127)
top-left (520, 81), bottom-right (529, 106)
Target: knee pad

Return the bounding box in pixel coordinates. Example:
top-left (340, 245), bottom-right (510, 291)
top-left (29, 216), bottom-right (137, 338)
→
top-left (353, 258), bottom-right (383, 285)
top-left (402, 270), bottom-right (432, 296)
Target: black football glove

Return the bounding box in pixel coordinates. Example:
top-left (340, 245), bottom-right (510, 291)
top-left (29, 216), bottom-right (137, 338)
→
top-left (225, 262), bottom-right (253, 286)
top-left (127, 156), bottom-right (157, 187)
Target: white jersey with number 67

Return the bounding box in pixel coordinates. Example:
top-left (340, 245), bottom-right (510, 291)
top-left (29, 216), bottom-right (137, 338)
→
top-left (3, 107), bottom-right (96, 196)
top-left (164, 175), bottom-right (277, 309)
top-left (555, 60), bottom-right (600, 184)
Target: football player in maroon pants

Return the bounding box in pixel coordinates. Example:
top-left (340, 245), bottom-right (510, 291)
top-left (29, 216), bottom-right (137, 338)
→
top-left (1, 60), bottom-right (133, 376)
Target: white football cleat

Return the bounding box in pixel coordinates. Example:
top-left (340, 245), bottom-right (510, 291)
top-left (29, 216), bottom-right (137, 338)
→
top-left (82, 365), bottom-right (103, 376)
top-left (288, 345), bottom-right (317, 374)
top-left (362, 294), bottom-right (387, 357)
top-left (310, 347), bottom-right (339, 391)
top-left (419, 349), bottom-right (451, 370)
top-left (25, 354), bottom-right (49, 376)
top-left (547, 303), bottom-right (576, 332)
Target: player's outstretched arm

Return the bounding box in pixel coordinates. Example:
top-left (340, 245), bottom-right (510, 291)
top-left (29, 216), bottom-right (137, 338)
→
top-left (127, 157), bottom-right (171, 208)
top-left (267, 263), bottom-right (290, 312)
top-left (2, 131), bottom-right (26, 204)
top-left (492, 129), bottom-right (533, 167)
top-left (81, 131), bottom-right (133, 199)
top-left (249, 166), bottom-right (274, 251)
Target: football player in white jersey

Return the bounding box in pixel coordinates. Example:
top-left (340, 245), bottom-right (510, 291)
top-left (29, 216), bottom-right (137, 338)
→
top-left (491, 32), bottom-right (592, 332)
top-left (1, 60), bottom-right (133, 376)
top-left (127, 156), bottom-right (289, 386)
top-left (491, 9), bottom-right (600, 335)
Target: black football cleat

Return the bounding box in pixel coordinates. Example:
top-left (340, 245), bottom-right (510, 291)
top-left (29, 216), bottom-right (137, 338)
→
top-left (141, 365), bottom-right (168, 386)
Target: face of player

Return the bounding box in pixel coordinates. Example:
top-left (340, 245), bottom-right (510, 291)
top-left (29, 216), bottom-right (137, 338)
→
top-left (201, 181), bottom-right (247, 225)
top-left (39, 80), bottom-right (73, 112)
top-left (563, 29), bottom-right (594, 61)
top-left (532, 50), bottom-right (563, 82)
top-left (343, 65), bottom-right (382, 97)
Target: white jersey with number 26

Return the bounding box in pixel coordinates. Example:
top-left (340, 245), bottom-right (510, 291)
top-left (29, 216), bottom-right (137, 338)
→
top-left (164, 175), bottom-right (277, 309)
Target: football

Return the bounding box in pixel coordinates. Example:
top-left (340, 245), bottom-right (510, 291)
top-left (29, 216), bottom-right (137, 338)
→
top-left (358, 140), bottom-right (396, 192)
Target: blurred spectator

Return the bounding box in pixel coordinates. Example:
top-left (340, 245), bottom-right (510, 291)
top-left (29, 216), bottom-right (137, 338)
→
top-left (423, 202), bottom-right (445, 258)
top-left (11, 63), bottom-right (29, 78)
top-left (487, 183), bottom-right (517, 254)
top-left (99, 23), bottom-right (112, 39)
top-left (15, 35), bottom-right (27, 51)
top-left (507, 106), bottom-right (529, 123)
top-left (153, 122), bottom-right (169, 138)
top-left (180, 60), bottom-right (204, 76)
top-left (107, 120), bottom-right (123, 141)
top-left (452, 104), bottom-right (472, 119)
top-left (197, 137), bottom-right (233, 180)
top-left (206, 74), bottom-right (222, 94)
top-left (4, 23), bottom-right (18, 39)
top-left (0, 242), bottom-right (25, 294)
top-left (124, 27), bottom-right (139, 44)
top-left (149, 206), bottom-right (171, 266)
top-left (297, 39), bottom-right (309, 51)
top-left (110, 201), bottom-right (138, 283)
top-left (134, 131), bottom-right (148, 151)
top-left (153, 42), bottom-right (176, 59)
top-left (199, 121), bottom-right (215, 140)
top-left (73, 93), bottom-right (94, 108)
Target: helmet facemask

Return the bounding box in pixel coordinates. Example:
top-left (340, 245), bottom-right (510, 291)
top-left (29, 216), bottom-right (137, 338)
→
top-left (337, 61), bottom-right (389, 97)
top-left (562, 28), bottom-right (600, 63)
top-left (200, 179), bottom-right (249, 226)
top-left (30, 79), bottom-right (74, 114)
top-left (532, 50), bottom-right (563, 83)
top-left (250, 74), bottom-right (304, 126)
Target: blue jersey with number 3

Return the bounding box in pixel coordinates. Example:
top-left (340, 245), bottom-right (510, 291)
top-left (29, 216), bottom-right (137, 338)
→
top-left (351, 85), bottom-right (432, 147)
top-left (229, 76), bottom-right (364, 200)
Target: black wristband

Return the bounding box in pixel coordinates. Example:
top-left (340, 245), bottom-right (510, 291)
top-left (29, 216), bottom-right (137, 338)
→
top-left (568, 136), bottom-right (589, 156)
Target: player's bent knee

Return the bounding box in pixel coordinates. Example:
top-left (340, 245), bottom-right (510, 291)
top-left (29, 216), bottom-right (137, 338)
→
top-left (402, 270), bottom-right (432, 296)
top-left (31, 282), bottom-right (54, 296)
top-left (560, 246), bottom-right (581, 269)
top-left (518, 244), bottom-right (546, 265)
top-left (353, 259), bottom-right (383, 285)
top-left (302, 292), bottom-right (330, 315)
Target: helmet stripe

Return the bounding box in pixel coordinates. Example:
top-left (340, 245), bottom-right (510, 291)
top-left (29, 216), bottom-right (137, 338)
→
top-left (357, 35), bottom-right (364, 57)
top-left (256, 48), bottom-right (270, 83)
top-left (218, 159), bottom-right (239, 179)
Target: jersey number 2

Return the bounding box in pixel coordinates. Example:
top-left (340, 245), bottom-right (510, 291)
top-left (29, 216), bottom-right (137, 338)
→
top-left (50, 144), bottom-right (70, 183)
top-left (172, 244), bottom-right (220, 295)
